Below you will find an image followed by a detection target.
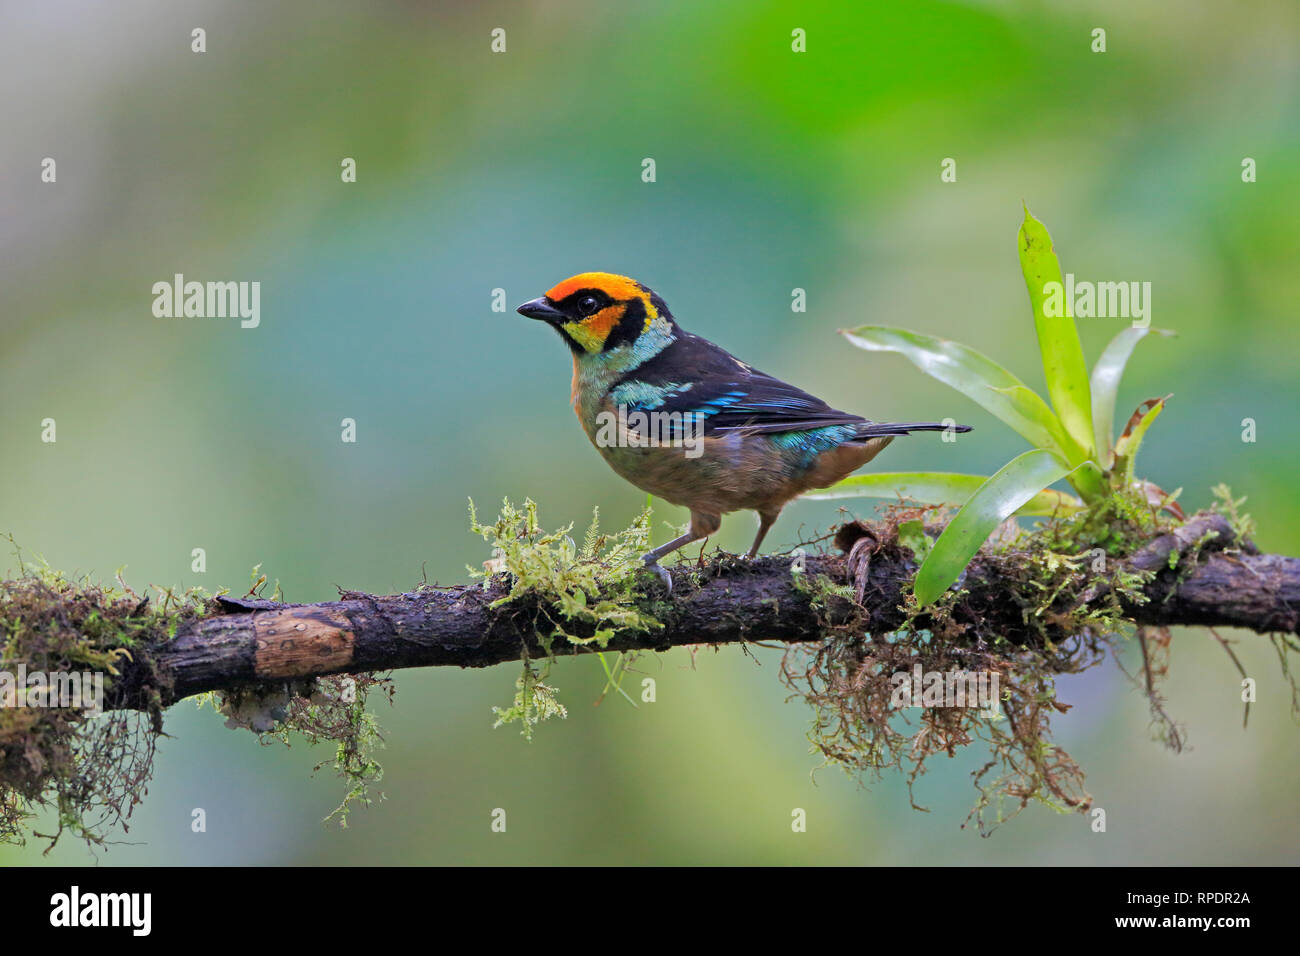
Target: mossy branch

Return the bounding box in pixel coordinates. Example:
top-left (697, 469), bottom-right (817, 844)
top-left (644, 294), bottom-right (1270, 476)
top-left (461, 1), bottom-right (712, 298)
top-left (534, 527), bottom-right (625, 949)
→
top-left (5, 505), bottom-right (1298, 847)
top-left (81, 511), bottom-right (1296, 714)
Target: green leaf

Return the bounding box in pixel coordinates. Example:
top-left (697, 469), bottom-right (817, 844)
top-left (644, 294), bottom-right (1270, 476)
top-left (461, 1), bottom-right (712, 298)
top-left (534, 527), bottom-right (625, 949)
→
top-left (986, 383), bottom-right (1107, 501)
top-left (842, 326), bottom-right (1074, 459)
top-left (1089, 327), bottom-right (1173, 467)
top-left (1113, 396), bottom-right (1167, 481)
top-left (987, 384), bottom-right (1087, 463)
top-left (803, 471), bottom-right (1083, 516)
top-left (914, 450), bottom-right (1077, 606)
top-left (896, 519), bottom-right (934, 564)
top-left (1018, 206), bottom-right (1095, 457)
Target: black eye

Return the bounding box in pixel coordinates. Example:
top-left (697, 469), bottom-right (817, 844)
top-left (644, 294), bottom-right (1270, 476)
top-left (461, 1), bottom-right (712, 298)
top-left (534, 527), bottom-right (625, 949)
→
top-left (578, 296), bottom-right (600, 316)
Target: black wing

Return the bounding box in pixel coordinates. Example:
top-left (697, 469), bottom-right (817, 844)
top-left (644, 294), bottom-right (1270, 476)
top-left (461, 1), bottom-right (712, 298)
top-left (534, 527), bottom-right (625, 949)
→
top-left (608, 332), bottom-right (866, 437)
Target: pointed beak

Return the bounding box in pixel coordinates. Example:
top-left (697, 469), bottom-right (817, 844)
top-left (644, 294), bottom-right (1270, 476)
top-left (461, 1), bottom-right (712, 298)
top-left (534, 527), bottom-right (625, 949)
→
top-left (516, 297), bottom-right (566, 323)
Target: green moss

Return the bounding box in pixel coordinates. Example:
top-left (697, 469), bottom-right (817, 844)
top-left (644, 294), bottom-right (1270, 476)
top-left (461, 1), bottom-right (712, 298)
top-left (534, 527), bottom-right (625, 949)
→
top-left (0, 538), bottom-right (212, 850)
top-left (468, 498), bottom-right (661, 647)
top-left (467, 498), bottom-right (662, 736)
top-left (1210, 483), bottom-right (1256, 542)
top-left (491, 661), bottom-right (567, 741)
top-left (1034, 478), bottom-right (1170, 557)
top-left (270, 673), bottom-right (394, 827)
top-left (792, 570), bottom-right (856, 612)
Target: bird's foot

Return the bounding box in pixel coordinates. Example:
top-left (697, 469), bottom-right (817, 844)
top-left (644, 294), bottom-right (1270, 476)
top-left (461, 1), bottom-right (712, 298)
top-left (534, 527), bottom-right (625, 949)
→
top-left (641, 556), bottom-right (673, 594)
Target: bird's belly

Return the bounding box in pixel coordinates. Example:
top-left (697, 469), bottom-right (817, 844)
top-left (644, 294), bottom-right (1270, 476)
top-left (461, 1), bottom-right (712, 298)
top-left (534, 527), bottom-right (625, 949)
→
top-left (596, 439), bottom-right (761, 513)
top-left (587, 428), bottom-right (887, 516)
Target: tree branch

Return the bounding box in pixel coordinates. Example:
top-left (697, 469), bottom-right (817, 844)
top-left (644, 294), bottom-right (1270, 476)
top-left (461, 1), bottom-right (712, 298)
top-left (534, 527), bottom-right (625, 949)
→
top-left (106, 513), bottom-right (1298, 712)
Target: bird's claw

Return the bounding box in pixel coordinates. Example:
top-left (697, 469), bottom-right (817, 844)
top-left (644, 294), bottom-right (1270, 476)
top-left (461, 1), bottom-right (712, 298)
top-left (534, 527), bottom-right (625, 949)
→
top-left (642, 557), bottom-right (673, 594)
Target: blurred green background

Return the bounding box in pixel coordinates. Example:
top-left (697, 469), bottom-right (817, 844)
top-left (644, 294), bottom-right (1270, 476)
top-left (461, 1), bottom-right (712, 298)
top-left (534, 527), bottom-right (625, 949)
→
top-left (3, 0), bottom-right (1298, 864)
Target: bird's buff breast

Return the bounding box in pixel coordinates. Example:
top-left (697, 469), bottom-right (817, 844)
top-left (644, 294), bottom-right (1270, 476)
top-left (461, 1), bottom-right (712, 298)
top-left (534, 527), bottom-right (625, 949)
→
top-left (573, 392), bottom-right (886, 515)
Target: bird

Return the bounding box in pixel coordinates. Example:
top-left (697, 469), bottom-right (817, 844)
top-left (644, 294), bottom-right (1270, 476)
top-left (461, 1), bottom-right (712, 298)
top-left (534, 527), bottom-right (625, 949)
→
top-left (517, 272), bottom-right (971, 590)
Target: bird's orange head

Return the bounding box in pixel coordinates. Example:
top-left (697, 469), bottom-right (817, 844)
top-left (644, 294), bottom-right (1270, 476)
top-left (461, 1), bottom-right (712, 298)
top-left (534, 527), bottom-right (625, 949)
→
top-left (516, 272), bottom-right (673, 355)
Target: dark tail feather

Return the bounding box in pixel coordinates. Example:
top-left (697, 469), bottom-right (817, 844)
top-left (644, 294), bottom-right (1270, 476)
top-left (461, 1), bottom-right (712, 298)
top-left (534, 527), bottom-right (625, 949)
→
top-left (855, 421), bottom-right (973, 439)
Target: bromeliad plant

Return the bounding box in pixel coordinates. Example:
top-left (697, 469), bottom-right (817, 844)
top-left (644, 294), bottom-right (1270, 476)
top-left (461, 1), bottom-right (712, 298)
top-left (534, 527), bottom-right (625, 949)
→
top-left (809, 207), bottom-right (1174, 605)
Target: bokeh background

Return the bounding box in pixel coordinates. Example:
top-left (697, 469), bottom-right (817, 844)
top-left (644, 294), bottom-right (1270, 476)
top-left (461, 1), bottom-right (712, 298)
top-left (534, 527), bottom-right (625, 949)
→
top-left (3, 0), bottom-right (1298, 865)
